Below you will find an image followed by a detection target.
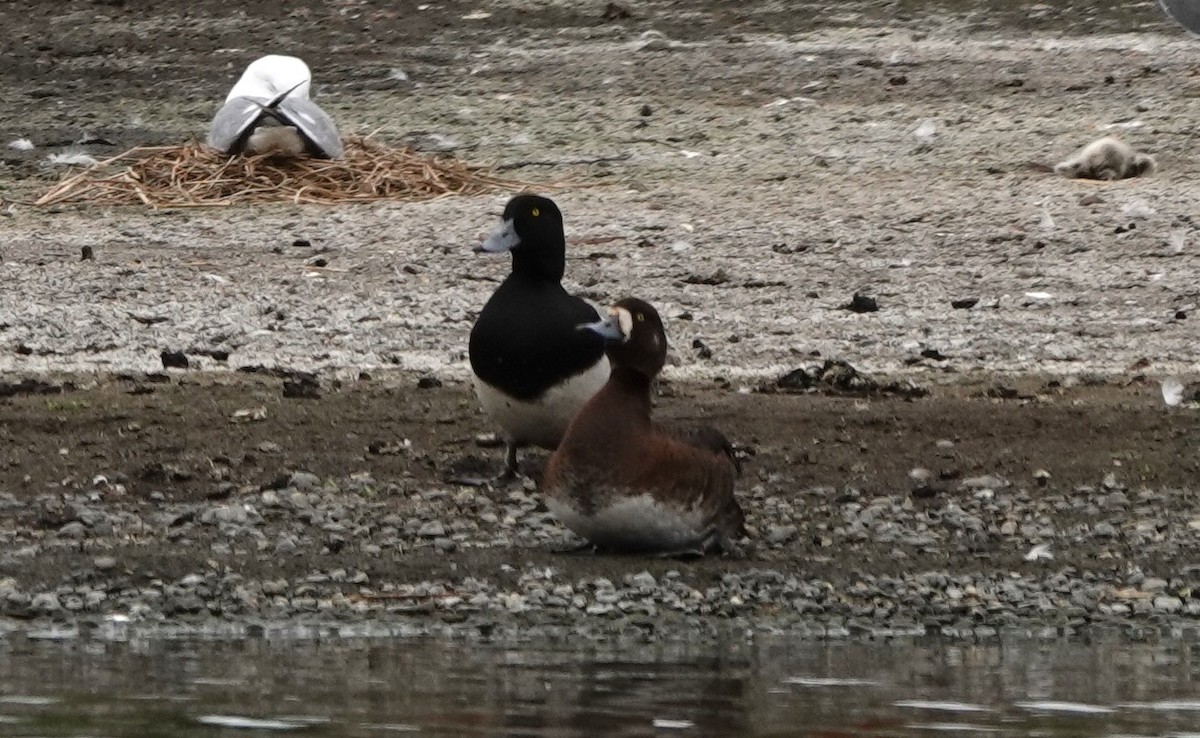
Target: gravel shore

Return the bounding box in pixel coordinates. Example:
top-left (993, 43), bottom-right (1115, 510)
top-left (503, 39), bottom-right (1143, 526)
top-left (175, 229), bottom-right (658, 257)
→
top-left (2, 376), bottom-right (1198, 640)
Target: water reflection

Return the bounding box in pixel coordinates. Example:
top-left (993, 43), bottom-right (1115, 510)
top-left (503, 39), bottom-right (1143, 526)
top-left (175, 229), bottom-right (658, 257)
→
top-left (0, 633), bottom-right (1198, 736)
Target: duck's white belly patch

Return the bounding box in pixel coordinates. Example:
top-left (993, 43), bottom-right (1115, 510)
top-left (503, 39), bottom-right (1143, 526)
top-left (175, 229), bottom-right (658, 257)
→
top-left (473, 357), bottom-right (610, 449)
top-left (547, 491), bottom-right (706, 552)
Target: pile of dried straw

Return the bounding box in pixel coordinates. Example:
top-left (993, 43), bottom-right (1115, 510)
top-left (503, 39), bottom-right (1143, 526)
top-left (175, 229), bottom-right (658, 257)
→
top-left (35, 136), bottom-right (529, 208)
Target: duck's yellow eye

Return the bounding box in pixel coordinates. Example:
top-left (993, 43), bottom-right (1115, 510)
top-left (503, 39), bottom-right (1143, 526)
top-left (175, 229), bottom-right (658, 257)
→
top-left (531, 207), bottom-right (540, 217)
top-left (636, 313), bottom-right (645, 322)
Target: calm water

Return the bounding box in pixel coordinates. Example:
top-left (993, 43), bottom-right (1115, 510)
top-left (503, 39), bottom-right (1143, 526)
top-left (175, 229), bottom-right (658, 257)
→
top-left (1, 629), bottom-right (1200, 737)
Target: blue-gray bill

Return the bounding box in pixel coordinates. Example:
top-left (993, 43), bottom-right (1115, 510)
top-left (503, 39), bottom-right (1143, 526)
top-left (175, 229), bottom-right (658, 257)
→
top-left (1159, 0), bottom-right (1200, 35)
top-left (478, 218), bottom-right (520, 253)
top-left (577, 314), bottom-right (624, 342)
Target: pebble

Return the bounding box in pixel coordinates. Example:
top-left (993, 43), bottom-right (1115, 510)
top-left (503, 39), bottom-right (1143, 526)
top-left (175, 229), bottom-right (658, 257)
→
top-left (58, 521), bottom-right (86, 539)
top-left (290, 472), bottom-right (321, 492)
top-left (766, 525), bottom-right (797, 545)
top-left (31, 593), bottom-right (61, 613)
top-left (419, 521), bottom-right (446, 538)
top-left (0, 467), bottom-right (1195, 640)
top-left (1154, 596), bottom-right (1183, 613)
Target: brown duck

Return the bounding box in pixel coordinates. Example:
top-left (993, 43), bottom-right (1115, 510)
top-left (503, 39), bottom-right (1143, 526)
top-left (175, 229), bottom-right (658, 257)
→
top-left (542, 297), bottom-right (746, 555)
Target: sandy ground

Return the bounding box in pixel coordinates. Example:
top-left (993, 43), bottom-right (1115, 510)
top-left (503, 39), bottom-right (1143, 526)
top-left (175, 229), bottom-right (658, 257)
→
top-left (0, 0), bottom-right (1199, 634)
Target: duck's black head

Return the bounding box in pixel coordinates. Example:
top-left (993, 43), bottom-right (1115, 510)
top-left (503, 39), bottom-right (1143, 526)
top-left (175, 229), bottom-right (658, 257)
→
top-left (579, 297), bottom-right (668, 379)
top-left (477, 194), bottom-right (566, 282)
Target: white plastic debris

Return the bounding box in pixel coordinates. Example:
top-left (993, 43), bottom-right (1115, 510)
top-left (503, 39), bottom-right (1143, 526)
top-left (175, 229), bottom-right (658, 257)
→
top-left (202, 273), bottom-right (231, 284)
top-left (1024, 291), bottom-right (1052, 300)
top-left (46, 151), bottom-right (98, 167)
top-left (232, 407), bottom-right (268, 422)
top-left (1121, 199), bottom-right (1156, 218)
top-left (7, 138), bottom-right (34, 151)
top-left (388, 68), bottom-right (410, 82)
top-left (1024, 543), bottom-right (1054, 561)
top-left (1101, 120), bottom-right (1144, 130)
top-left (1168, 229), bottom-right (1186, 254)
top-left (761, 97), bottom-right (816, 108)
top-left (1162, 377), bottom-right (1185, 407)
top-left (632, 29), bottom-right (678, 51)
top-left (913, 118), bottom-right (938, 143)
top-left (1038, 203), bottom-right (1056, 231)
top-left (461, 11), bottom-right (491, 20)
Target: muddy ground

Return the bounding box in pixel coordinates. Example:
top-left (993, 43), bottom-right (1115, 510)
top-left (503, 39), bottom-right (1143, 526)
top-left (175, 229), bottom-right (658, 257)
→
top-left (0, 0), bottom-right (1199, 633)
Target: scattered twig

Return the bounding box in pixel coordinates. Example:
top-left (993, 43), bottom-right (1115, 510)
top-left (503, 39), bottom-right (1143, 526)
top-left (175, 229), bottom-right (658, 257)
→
top-left (494, 153), bottom-right (631, 171)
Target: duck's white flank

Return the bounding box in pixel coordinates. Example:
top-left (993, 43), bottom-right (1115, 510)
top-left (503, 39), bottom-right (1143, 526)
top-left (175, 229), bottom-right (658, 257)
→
top-left (473, 357), bottom-right (609, 449)
top-left (546, 491), bottom-right (707, 551)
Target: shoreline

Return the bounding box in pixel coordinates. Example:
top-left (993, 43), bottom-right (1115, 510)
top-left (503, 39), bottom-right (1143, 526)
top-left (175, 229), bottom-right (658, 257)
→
top-left (2, 374), bottom-right (1197, 640)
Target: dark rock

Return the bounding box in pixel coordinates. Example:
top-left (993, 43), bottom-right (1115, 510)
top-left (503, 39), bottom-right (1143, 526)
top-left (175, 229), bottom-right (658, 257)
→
top-left (604, 1), bottom-right (632, 20)
top-left (0, 378), bottom-right (68, 397)
top-left (160, 350), bottom-right (189, 369)
top-left (683, 268), bottom-right (731, 286)
top-left (189, 348), bottom-right (230, 362)
top-left (768, 359), bottom-right (926, 398)
top-left (140, 462), bottom-right (193, 483)
top-left (844, 293), bottom-right (879, 313)
top-left (951, 298), bottom-right (978, 309)
top-left (282, 375), bottom-right (321, 399)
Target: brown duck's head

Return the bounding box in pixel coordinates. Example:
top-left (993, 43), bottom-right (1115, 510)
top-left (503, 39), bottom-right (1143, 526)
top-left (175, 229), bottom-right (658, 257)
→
top-left (579, 297), bottom-right (668, 378)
